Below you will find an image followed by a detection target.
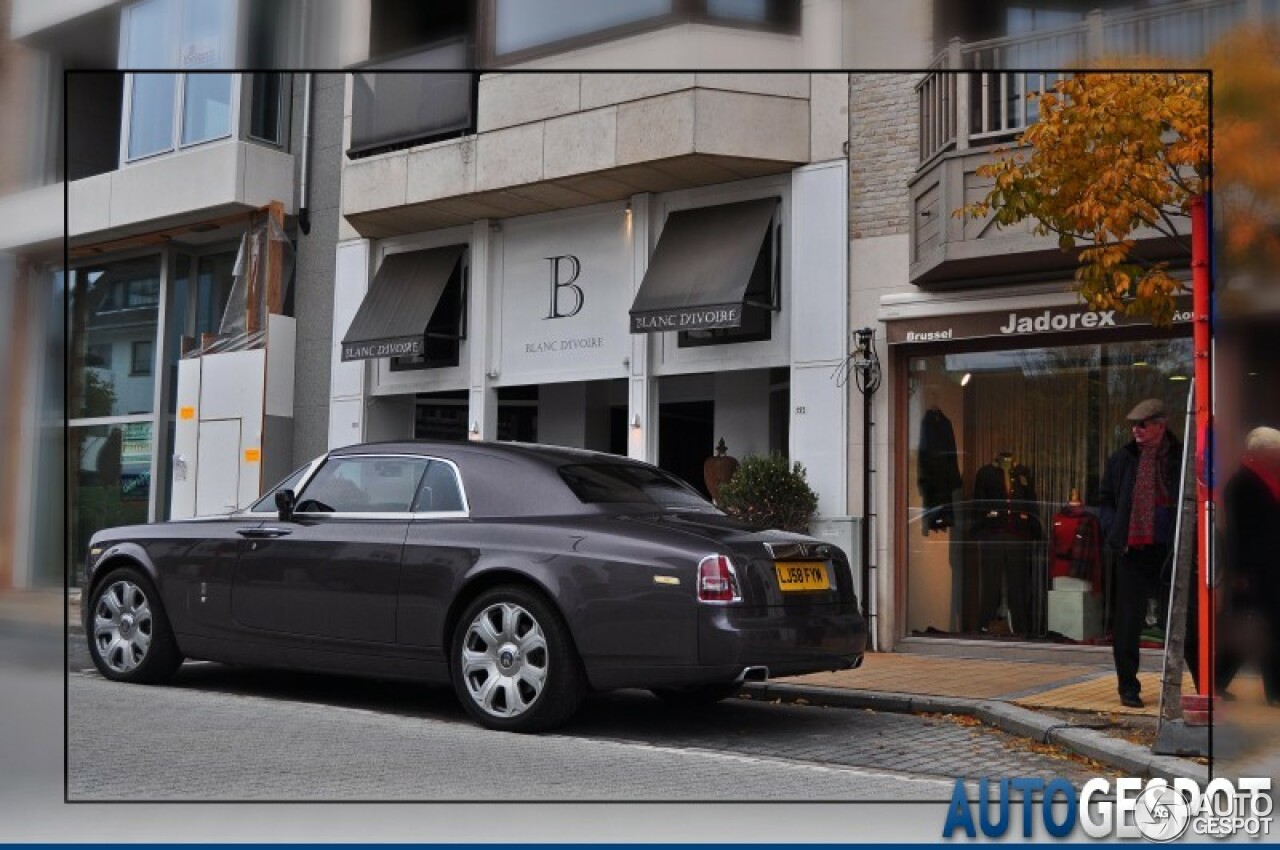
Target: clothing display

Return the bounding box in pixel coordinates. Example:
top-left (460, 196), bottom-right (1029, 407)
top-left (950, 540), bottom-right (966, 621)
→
top-left (970, 454), bottom-right (1042, 633)
top-left (917, 407), bottom-right (962, 534)
top-left (1050, 502), bottom-right (1103, 590)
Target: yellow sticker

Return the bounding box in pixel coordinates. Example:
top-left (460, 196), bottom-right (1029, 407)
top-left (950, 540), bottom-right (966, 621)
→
top-left (179, 406), bottom-right (195, 420)
top-left (244, 448), bottom-right (261, 463)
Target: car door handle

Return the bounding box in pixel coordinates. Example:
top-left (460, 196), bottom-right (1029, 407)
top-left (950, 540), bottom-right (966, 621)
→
top-left (237, 527), bottom-right (293, 539)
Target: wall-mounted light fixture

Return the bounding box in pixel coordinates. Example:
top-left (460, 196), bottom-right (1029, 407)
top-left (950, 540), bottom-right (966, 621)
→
top-left (960, 372), bottom-right (972, 387)
top-left (630, 414), bottom-right (641, 429)
top-left (469, 420), bottom-right (480, 436)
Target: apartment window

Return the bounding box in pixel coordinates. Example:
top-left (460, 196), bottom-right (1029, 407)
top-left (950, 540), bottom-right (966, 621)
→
top-left (349, 38), bottom-right (476, 158)
top-left (248, 74), bottom-right (285, 144)
top-left (131, 341), bottom-right (154, 376)
top-left (120, 0), bottom-right (238, 162)
top-left (481, 0), bottom-right (800, 64)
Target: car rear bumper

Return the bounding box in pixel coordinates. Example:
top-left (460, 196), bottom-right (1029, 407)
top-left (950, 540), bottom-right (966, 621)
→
top-left (581, 603), bottom-right (867, 691)
top-left (698, 602), bottom-right (868, 674)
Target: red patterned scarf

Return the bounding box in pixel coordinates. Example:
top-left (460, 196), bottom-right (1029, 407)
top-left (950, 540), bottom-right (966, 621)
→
top-left (1128, 440), bottom-right (1169, 548)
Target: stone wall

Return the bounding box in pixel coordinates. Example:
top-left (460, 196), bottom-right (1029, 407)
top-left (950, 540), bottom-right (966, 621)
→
top-left (848, 74), bottom-right (922, 240)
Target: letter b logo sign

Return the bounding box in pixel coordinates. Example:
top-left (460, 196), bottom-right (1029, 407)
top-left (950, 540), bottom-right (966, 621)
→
top-left (546, 255), bottom-right (584, 319)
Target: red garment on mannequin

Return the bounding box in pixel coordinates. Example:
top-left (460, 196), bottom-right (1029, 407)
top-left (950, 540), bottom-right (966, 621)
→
top-left (1050, 504), bottom-right (1103, 591)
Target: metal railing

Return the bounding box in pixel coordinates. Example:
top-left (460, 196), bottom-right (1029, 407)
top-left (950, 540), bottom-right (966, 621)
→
top-left (917, 0), bottom-right (1266, 164)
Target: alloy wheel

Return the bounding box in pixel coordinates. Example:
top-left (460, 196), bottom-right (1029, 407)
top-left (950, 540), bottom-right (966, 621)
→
top-left (460, 602), bottom-right (549, 719)
top-left (93, 580), bottom-right (154, 674)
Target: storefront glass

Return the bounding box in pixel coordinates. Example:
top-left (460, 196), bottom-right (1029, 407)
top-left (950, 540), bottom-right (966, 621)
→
top-left (905, 337), bottom-right (1192, 643)
top-left (68, 422), bottom-right (153, 578)
top-left (69, 257), bottom-right (162, 419)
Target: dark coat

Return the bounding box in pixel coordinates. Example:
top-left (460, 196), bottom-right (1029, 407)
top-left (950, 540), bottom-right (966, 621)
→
top-left (918, 409), bottom-right (962, 508)
top-left (1098, 433), bottom-right (1182, 552)
top-left (1222, 465), bottom-right (1280, 603)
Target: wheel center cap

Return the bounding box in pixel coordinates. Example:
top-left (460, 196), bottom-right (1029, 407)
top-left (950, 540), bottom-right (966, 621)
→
top-left (119, 614), bottom-right (135, 638)
top-left (498, 644), bottom-right (519, 670)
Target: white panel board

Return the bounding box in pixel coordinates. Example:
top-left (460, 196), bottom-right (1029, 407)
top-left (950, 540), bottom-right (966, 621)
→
top-left (170, 358), bottom-right (202, 519)
top-left (199, 349), bottom-right (266, 421)
top-left (332, 240), bottom-right (371, 400)
top-left (196, 419), bottom-right (241, 516)
top-left (791, 161), bottom-right (849, 364)
top-left (265, 314), bottom-right (296, 418)
top-left (328, 397), bottom-right (364, 450)
top-left (789, 363), bottom-right (847, 517)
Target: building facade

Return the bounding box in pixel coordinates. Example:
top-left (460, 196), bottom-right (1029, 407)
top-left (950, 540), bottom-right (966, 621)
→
top-left (4, 1), bottom-right (1262, 667)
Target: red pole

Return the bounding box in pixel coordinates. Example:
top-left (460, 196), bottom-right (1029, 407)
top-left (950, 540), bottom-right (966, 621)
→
top-left (1189, 195), bottom-right (1212, 697)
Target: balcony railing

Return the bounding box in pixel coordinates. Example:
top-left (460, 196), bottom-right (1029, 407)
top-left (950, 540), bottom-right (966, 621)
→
top-left (917, 0), bottom-right (1263, 164)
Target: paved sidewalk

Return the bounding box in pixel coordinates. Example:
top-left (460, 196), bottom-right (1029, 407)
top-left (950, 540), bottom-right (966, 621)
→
top-left (16, 589), bottom-right (1270, 782)
top-left (746, 648), bottom-right (1280, 783)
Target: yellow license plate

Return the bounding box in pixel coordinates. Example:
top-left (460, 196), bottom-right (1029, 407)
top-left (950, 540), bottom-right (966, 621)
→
top-left (774, 561), bottom-right (830, 592)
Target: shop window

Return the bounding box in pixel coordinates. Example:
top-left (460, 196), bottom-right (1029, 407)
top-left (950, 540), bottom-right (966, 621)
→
top-left (69, 422), bottom-right (153, 568)
top-left (903, 337), bottom-right (1192, 644)
top-left (70, 257), bottom-right (162, 419)
top-left (677, 218), bottom-right (780, 348)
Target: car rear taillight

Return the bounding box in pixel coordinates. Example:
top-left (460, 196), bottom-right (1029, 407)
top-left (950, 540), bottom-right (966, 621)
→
top-left (697, 555), bottom-right (742, 604)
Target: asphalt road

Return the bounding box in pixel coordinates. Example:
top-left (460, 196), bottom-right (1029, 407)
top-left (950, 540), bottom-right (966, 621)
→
top-left (64, 638), bottom-right (1106, 802)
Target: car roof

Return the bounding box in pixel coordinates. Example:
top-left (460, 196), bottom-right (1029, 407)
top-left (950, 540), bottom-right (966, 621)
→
top-left (326, 440), bottom-right (657, 517)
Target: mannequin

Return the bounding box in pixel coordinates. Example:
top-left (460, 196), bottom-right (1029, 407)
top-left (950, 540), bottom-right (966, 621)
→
top-left (971, 452), bottom-right (1041, 634)
top-left (1050, 488), bottom-right (1103, 591)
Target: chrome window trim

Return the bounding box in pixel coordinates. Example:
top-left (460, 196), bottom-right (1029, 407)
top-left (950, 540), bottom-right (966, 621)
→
top-left (243, 452), bottom-right (472, 519)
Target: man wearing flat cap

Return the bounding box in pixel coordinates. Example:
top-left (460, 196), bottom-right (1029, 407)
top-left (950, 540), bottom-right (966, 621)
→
top-left (1099, 398), bottom-right (1183, 708)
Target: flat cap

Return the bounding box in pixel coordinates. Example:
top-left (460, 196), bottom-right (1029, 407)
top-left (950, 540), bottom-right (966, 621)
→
top-left (1126, 398), bottom-right (1166, 421)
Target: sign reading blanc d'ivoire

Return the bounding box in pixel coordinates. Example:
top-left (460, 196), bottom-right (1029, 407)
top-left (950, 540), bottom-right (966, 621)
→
top-left (885, 300), bottom-right (1193, 345)
top-left (342, 337), bottom-right (421, 361)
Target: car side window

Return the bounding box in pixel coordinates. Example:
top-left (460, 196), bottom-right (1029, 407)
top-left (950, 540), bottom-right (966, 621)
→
top-left (412, 460), bottom-right (465, 513)
top-left (296, 457), bottom-right (429, 514)
top-left (249, 463), bottom-right (310, 512)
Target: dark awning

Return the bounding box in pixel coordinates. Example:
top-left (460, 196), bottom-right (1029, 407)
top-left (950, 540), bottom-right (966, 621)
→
top-left (341, 245), bottom-right (465, 361)
top-left (629, 197), bottom-right (777, 334)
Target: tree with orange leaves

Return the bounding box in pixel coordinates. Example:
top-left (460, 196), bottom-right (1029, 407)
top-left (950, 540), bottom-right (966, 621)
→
top-left (958, 72), bottom-right (1209, 325)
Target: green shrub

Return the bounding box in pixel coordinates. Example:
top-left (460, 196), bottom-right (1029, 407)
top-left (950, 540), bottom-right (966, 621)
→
top-left (716, 453), bottom-right (819, 533)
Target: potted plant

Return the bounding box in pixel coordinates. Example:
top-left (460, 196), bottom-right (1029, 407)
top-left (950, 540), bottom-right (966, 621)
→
top-left (715, 453), bottom-right (819, 533)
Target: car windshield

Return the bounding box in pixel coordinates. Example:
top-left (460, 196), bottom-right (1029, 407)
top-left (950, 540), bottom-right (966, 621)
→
top-left (558, 463), bottom-right (716, 511)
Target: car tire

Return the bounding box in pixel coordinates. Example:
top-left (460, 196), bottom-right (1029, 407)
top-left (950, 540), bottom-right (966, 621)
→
top-left (86, 566), bottom-right (183, 684)
top-left (450, 586), bottom-right (584, 732)
top-left (651, 682), bottom-right (742, 708)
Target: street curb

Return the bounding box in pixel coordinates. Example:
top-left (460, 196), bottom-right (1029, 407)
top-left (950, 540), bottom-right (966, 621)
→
top-left (741, 682), bottom-right (1208, 784)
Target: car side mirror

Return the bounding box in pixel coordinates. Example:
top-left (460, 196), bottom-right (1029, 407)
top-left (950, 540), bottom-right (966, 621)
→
top-left (275, 489), bottom-right (296, 523)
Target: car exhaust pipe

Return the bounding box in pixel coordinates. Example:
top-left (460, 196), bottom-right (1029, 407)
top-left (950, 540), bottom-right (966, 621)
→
top-left (737, 666), bottom-right (769, 683)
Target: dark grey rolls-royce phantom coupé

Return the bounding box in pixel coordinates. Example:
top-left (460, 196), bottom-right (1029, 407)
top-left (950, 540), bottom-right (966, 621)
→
top-left (83, 441), bottom-right (866, 731)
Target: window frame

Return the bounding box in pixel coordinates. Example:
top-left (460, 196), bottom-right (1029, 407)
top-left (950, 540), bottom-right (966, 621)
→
top-left (130, 340), bottom-right (155, 376)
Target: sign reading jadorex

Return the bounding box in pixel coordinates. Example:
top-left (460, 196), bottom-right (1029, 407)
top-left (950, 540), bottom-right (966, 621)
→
top-left (886, 301), bottom-right (1192, 344)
